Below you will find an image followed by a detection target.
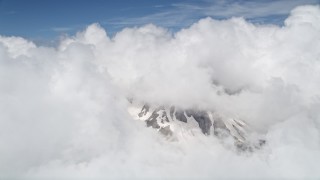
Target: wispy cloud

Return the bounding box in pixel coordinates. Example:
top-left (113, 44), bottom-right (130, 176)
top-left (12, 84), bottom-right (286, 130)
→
top-left (185, 0), bottom-right (320, 18)
top-left (52, 27), bottom-right (73, 32)
top-left (104, 11), bottom-right (195, 28)
top-left (102, 0), bottom-right (319, 32)
top-left (5, 10), bottom-right (16, 15)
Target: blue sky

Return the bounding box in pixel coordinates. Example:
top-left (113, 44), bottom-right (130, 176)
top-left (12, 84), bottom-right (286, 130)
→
top-left (0, 0), bottom-right (319, 42)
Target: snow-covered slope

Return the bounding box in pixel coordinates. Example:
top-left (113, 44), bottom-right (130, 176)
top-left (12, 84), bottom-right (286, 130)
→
top-left (128, 102), bottom-right (265, 150)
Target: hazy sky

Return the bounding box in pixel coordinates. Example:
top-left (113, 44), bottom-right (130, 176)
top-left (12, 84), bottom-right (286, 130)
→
top-left (0, 0), bottom-right (319, 41)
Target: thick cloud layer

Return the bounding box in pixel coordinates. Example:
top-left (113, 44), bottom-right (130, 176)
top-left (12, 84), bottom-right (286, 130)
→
top-left (0, 5), bottom-right (320, 179)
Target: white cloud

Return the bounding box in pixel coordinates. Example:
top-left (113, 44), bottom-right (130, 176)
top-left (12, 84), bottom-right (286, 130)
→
top-left (0, 5), bottom-right (320, 179)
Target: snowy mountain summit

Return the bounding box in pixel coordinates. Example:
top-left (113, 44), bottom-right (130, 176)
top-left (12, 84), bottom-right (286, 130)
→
top-left (129, 102), bottom-right (265, 151)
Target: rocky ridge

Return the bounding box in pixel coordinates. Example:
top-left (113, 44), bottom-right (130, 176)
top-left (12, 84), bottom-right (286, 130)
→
top-left (129, 103), bottom-right (265, 150)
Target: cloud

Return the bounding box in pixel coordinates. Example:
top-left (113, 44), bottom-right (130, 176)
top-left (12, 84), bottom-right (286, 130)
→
top-left (173, 0), bottom-right (320, 18)
top-left (4, 10), bottom-right (16, 15)
top-left (103, 0), bottom-right (319, 30)
top-left (51, 27), bottom-right (73, 32)
top-left (0, 5), bottom-right (320, 179)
